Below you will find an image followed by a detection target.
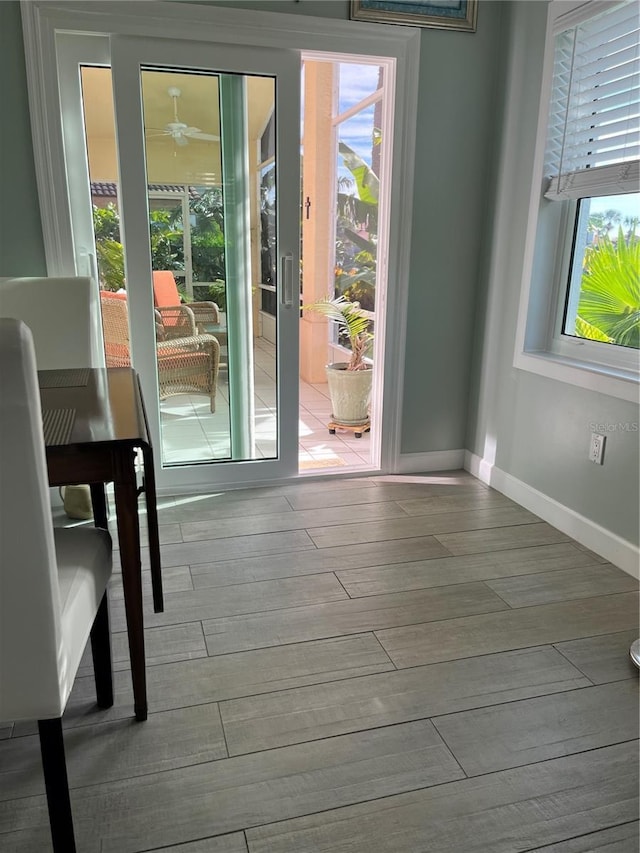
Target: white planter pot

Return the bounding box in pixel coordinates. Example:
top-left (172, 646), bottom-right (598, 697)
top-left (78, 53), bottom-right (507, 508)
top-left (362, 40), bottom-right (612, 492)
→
top-left (325, 362), bottom-right (372, 426)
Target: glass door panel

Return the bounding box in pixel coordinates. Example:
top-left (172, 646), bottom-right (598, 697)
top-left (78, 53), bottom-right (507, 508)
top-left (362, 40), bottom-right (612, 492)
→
top-left (139, 68), bottom-right (278, 466)
top-left (141, 69), bottom-right (231, 466)
top-left (109, 36), bottom-right (300, 488)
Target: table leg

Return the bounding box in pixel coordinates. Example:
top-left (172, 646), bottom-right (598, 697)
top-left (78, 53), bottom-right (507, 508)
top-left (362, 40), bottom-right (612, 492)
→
top-left (141, 444), bottom-right (163, 613)
top-left (90, 483), bottom-right (108, 530)
top-left (113, 448), bottom-right (147, 722)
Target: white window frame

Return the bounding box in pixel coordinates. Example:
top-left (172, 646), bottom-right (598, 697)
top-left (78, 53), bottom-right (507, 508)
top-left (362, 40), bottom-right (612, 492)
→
top-left (550, 194), bottom-right (640, 372)
top-left (514, 0), bottom-right (640, 403)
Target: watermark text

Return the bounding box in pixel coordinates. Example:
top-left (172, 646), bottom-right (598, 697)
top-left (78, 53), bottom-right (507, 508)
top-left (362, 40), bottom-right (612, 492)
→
top-left (589, 422), bottom-right (639, 433)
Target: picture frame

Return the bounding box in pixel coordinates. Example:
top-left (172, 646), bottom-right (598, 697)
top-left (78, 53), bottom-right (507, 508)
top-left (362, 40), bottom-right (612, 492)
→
top-left (350, 0), bottom-right (478, 33)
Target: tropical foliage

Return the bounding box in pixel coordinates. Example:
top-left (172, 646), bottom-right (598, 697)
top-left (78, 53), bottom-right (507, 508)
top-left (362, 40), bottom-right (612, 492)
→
top-left (308, 139), bottom-right (379, 364)
top-left (334, 140), bottom-right (379, 312)
top-left (260, 163), bottom-right (276, 287)
top-left (189, 188), bottom-right (226, 285)
top-left (576, 225), bottom-right (640, 349)
top-left (93, 205), bottom-right (125, 291)
top-left (92, 189), bottom-right (226, 299)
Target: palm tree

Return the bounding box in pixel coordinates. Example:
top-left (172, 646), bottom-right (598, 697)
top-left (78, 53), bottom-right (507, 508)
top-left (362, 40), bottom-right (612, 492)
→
top-left (602, 209), bottom-right (623, 233)
top-left (577, 227), bottom-right (640, 348)
top-left (588, 208), bottom-right (623, 242)
top-left (623, 215), bottom-right (640, 242)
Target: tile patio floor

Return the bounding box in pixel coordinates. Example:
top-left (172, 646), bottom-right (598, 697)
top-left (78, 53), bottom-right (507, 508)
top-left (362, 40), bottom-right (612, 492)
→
top-left (159, 337), bottom-right (373, 473)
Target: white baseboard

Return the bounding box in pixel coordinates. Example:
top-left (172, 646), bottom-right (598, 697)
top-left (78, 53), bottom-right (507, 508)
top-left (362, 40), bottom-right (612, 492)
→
top-left (396, 449), bottom-right (465, 474)
top-left (464, 451), bottom-right (639, 579)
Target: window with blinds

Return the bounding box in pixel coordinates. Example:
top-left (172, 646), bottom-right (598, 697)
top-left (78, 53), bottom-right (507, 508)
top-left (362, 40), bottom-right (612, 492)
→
top-left (544, 0), bottom-right (639, 200)
top-left (514, 0), bottom-right (639, 394)
top-left (533, 0), bottom-right (640, 354)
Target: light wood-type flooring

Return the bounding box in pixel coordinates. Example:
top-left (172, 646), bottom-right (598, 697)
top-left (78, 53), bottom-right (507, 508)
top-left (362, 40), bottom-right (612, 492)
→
top-left (1, 471), bottom-right (638, 852)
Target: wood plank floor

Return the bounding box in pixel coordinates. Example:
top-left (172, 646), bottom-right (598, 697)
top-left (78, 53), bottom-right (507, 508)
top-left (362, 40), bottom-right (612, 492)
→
top-left (1, 471), bottom-right (638, 852)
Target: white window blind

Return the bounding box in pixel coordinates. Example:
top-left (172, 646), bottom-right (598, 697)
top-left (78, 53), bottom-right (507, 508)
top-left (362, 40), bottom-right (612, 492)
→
top-left (544, 0), bottom-right (640, 200)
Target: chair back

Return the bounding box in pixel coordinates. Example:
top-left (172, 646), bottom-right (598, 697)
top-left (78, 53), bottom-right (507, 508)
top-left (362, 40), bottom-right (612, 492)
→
top-left (0, 319), bottom-right (66, 721)
top-left (0, 276), bottom-right (104, 369)
top-left (100, 291), bottom-right (131, 367)
top-left (152, 271), bottom-right (181, 308)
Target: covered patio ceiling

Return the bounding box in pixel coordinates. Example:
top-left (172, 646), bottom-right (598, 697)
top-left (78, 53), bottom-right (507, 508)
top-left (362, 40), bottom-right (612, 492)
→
top-left (81, 66), bottom-right (274, 186)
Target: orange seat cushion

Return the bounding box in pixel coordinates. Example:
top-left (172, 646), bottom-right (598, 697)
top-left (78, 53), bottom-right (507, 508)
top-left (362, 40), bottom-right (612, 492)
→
top-left (152, 271), bottom-right (180, 308)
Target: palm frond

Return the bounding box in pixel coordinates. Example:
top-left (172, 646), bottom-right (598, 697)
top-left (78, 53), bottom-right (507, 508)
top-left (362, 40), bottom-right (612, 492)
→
top-left (304, 296), bottom-right (373, 370)
top-left (577, 228), bottom-right (640, 348)
top-left (338, 141), bottom-right (379, 206)
top-left (574, 317), bottom-right (613, 343)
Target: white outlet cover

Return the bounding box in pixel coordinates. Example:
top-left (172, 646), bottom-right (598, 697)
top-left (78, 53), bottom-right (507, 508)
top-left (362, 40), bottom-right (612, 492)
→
top-left (589, 433), bottom-right (606, 464)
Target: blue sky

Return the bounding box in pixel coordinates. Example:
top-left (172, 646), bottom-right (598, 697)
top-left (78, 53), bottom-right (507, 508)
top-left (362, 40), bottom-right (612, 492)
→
top-left (590, 193), bottom-right (639, 221)
top-left (338, 64), bottom-right (380, 116)
top-left (590, 193), bottom-right (640, 237)
top-left (337, 63), bottom-right (381, 185)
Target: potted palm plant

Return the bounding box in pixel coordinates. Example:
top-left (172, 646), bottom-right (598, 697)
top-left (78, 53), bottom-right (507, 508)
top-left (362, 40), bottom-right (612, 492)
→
top-left (304, 295), bottom-right (373, 435)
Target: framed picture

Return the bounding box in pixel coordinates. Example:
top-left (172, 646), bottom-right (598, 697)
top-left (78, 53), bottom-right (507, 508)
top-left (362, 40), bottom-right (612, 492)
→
top-left (350, 0), bottom-right (477, 32)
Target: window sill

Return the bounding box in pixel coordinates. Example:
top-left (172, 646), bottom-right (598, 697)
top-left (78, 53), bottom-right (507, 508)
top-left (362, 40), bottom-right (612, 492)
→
top-left (514, 349), bottom-right (639, 403)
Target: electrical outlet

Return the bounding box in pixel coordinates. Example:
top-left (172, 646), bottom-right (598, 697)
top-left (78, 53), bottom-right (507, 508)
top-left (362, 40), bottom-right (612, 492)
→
top-left (589, 433), bottom-right (606, 465)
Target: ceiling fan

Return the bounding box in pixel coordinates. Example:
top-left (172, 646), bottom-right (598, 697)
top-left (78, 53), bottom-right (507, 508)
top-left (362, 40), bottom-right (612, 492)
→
top-left (146, 86), bottom-right (219, 146)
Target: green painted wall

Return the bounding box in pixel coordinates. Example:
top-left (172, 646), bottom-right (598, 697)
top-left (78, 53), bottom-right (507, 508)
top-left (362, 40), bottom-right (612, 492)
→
top-left (0, 2), bottom-right (47, 276)
top-left (466, 1), bottom-right (639, 546)
top-left (189, 0), bottom-right (348, 18)
top-left (401, 5), bottom-right (503, 453)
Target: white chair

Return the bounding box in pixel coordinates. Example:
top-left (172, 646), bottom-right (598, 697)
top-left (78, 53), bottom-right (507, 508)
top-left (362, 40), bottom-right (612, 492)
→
top-left (0, 318), bottom-right (114, 853)
top-left (0, 275), bottom-right (104, 368)
top-left (0, 275), bottom-right (105, 519)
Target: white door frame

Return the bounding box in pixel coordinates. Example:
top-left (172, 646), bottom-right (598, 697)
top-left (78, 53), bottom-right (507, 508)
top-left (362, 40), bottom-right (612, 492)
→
top-left (301, 50), bottom-right (396, 473)
top-left (21, 0), bottom-right (420, 488)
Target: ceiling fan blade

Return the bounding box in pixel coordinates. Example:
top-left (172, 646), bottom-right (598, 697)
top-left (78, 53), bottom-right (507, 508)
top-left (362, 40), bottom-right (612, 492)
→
top-left (185, 129), bottom-right (220, 142)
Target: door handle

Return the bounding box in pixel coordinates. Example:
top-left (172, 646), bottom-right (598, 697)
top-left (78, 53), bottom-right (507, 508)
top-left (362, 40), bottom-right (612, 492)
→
top-left (88, 252), bottom-right (99, 286)
top-left (281, 253), bottom-right (293, 307)
top-left (77, 248), bottom-right (98, 283)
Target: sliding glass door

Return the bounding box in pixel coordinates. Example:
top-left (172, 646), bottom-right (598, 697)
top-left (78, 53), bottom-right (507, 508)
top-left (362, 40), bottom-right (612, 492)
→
top-left (62, 34), bottom-right (300, 489)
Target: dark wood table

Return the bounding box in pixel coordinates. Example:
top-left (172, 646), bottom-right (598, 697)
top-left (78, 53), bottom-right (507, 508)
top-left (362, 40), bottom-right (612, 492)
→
top-left (39, 367), bottom-right (163, 722)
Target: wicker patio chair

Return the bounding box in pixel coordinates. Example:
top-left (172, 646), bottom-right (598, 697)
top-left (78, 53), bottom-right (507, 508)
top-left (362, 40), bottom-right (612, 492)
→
top-left (152, 271), bottom-right (220, 333)
top-left (100, 292), bottom-right (220, 412)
